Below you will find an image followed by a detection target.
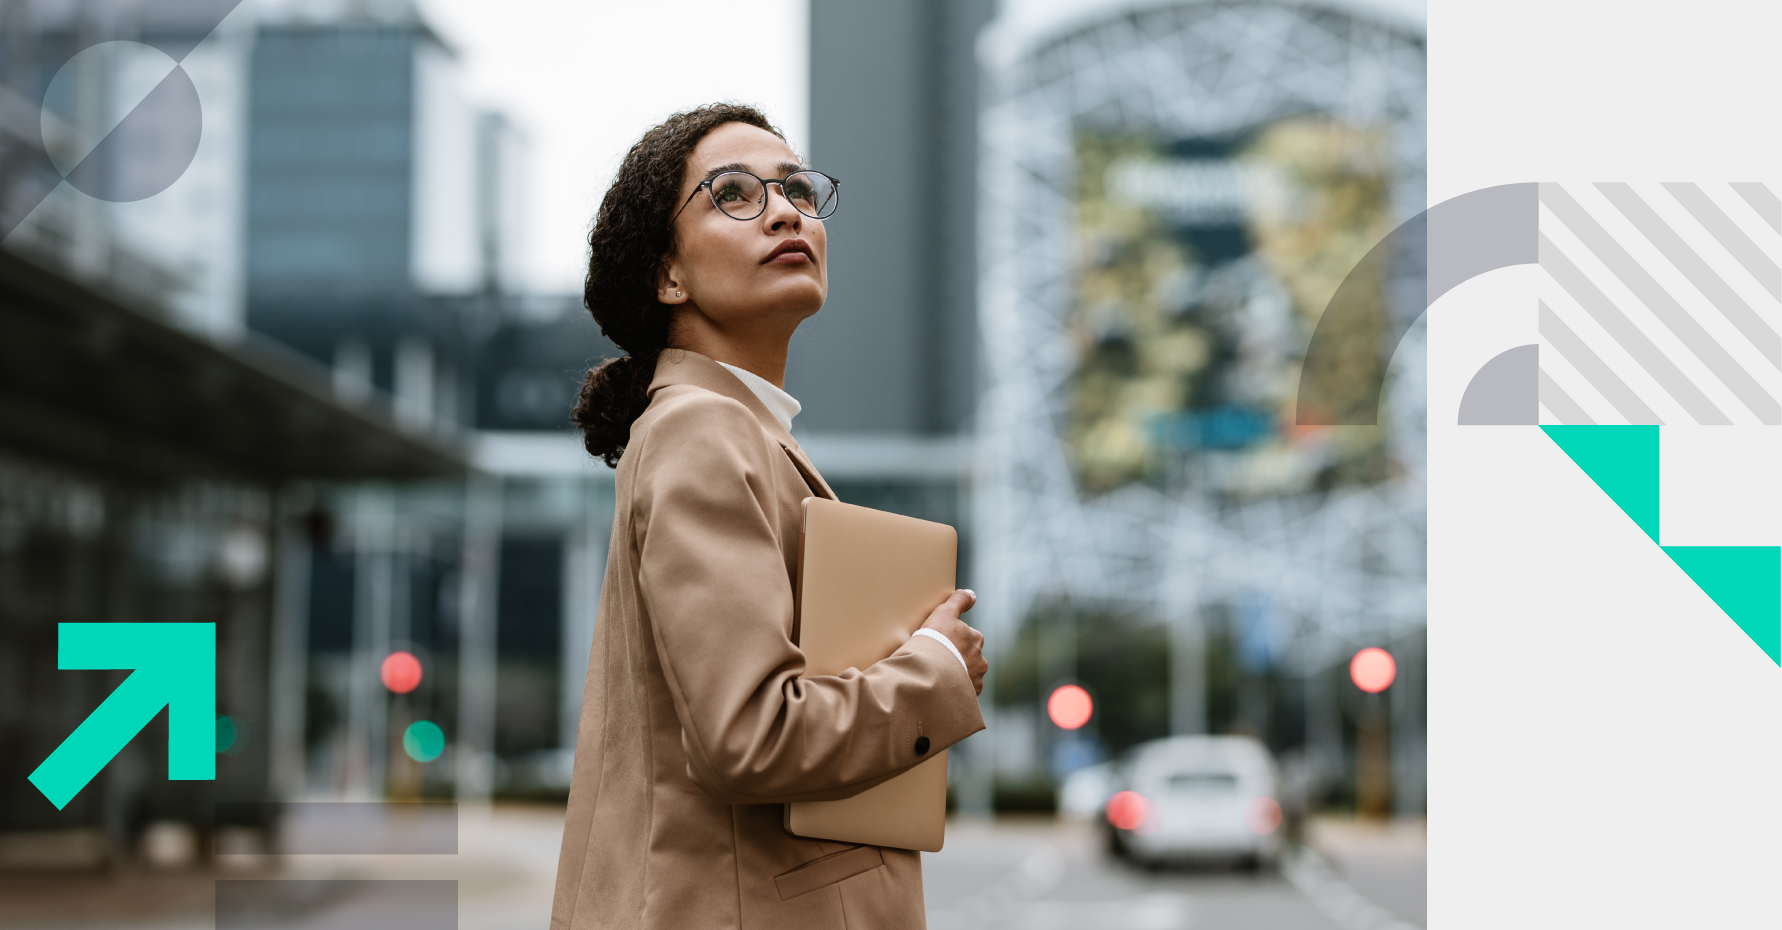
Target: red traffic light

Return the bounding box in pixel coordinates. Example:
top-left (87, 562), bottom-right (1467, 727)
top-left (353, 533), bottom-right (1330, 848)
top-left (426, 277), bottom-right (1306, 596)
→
top-left (381, 651), bottom-right (423, 694)
top-left (1047, 684), bottom-right (1094, 730)
top-left (1349, 647), bottom-right (1396, 693)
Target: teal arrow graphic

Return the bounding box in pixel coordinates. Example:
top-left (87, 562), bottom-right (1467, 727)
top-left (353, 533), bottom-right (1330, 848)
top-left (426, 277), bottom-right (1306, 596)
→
top-left (1543, 427), bottom-right (1782, 664)
top-left (1541, 425), bottom-right (1658, 542)
top-left (28, 624), bottom-right (215, 809)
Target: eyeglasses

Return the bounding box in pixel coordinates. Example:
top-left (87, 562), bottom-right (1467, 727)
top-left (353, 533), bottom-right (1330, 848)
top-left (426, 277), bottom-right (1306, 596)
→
top-left (674, 169), bottom-right (840, 223)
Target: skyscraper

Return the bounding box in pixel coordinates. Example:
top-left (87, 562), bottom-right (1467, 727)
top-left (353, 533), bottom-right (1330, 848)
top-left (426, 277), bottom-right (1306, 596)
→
top-left (796, 0), bottom-right (997, 547)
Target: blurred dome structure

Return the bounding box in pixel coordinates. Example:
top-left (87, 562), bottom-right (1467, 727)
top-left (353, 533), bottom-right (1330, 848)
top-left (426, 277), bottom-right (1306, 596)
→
top-left (972, 0), bottom-right (1428, 805)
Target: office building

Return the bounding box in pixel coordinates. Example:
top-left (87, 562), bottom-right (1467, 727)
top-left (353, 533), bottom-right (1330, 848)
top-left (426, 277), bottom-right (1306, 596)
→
top-left (0, 0), bottom-right (460, 859)
top-left (240, 4), bottom-right (615, 801)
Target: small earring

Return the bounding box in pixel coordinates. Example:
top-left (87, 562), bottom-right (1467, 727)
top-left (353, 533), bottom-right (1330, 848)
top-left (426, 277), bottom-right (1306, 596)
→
top-left (675, 290), bottom-right (683, 298)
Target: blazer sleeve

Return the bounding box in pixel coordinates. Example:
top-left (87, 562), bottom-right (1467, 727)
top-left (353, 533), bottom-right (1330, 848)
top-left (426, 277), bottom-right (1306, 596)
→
top-left (631, 392), bottom-right (984, 806)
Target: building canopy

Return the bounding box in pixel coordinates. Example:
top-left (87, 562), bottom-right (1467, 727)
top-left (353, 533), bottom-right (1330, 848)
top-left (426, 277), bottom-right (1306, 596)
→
top-left (0, 248), bottom-right (464, 483)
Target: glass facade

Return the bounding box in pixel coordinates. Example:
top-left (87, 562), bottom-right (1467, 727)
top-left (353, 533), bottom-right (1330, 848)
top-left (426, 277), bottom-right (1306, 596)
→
top-left (247, 27), bottom-right (415, 306)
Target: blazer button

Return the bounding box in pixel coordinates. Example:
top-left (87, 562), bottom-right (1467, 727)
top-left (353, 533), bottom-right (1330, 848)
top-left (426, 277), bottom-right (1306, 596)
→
top-left (914, 736), bottom-right (930, 755)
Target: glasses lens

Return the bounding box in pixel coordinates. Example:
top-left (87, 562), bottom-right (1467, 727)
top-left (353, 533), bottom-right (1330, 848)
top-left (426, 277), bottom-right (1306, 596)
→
top-left (785, 171), bottom-right (838, 219)
top-left (709, 172), bottom-right (765, 218)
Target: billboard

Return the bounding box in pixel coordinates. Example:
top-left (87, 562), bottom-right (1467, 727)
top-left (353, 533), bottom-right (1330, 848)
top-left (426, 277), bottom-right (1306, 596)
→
top-left (1066, 117), bottom-right (1399, 496)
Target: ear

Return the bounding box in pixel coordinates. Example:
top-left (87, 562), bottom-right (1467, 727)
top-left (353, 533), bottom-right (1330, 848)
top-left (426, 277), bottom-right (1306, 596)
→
top-left (655, 259), bottom-right (687, 305)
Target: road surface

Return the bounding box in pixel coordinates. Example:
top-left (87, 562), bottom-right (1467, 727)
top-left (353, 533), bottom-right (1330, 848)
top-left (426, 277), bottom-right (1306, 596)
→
top-left (0, 807), bottom-right (1423, 929)
top-left (925, 817), bottom-right (1424, 930)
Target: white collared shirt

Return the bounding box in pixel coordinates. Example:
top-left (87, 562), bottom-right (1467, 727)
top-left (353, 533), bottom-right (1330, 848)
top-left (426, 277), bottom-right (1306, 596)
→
top-left (717, 361), bottom-right (801, 433)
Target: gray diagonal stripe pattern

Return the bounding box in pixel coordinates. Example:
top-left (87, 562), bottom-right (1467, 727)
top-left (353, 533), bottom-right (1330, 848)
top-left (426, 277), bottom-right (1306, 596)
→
top-left (1664, 182), bottom-right (1782, 300)
top-left (1538, 300), bottom-right (1661, 424)
top-left (1539, 235), bottom-right (1725, 423)
top-left (1537, 367), bottom-right (1595, 424)
top-left (1595, 182), bottom-right (1781, 369)
top-left (1542, 184), bottom-right (1779, 422)
top-left (1729, 182), bottom-right (1781, 233)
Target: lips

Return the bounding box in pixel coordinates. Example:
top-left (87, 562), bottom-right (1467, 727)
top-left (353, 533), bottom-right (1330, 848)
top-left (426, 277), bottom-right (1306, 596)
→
top-left (763, 239), bottom-right (814, 264)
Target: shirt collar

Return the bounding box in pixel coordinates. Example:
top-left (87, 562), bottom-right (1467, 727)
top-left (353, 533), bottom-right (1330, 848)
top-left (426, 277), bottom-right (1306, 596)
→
top-left (646, 349), bottom-right (836, 500)
top-left (715, 361), bottom-right (801, 433)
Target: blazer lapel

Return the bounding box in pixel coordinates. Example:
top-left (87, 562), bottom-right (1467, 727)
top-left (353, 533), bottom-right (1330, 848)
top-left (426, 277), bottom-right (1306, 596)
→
top-left (648, 348), bottom-right (839, 501)
top-left (778, 441), bottom-right (836, 501)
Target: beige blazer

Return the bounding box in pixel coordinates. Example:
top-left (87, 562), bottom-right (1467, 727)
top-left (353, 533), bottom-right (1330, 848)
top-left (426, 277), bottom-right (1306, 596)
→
top-left (551, 349), bottom-right (985, 930)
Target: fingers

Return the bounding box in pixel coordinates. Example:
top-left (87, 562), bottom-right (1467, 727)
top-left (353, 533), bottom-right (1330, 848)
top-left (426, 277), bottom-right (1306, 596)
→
top-left (923, 590), bottom-right (989, 695)
top-left (927, 590), bottom-right (977, 628)
top-left (960, 626), bottom-right (988, 695)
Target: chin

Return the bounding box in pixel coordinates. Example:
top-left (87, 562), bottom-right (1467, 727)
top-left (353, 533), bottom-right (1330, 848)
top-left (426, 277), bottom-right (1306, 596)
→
top-left (760, 278), bottom-right (826, 316)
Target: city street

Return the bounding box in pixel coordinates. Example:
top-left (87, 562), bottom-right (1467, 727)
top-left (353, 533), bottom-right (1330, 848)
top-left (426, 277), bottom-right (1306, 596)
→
top-left (0, 807), bottom-right (1423, 930)
top-left (925, 818), bottom-right (1424, 930)
top-left (0, 5), bottom-right (1434, 928)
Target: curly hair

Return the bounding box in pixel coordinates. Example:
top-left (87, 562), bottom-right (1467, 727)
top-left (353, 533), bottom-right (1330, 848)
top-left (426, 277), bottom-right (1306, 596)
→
top-left (571, 103), bottom-right (785, 466)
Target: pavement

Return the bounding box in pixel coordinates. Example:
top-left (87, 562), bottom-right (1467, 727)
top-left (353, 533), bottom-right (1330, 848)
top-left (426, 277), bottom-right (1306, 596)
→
top-left (0, 804), bottom-right (563, 930)
top-left (0, 807), bottom-right (1423, 929)
top-left (924, 816), bottom-right (1424, 930)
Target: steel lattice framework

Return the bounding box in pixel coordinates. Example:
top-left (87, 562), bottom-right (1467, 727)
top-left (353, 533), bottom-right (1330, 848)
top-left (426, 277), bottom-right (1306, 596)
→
top-left (973, 1), bottom-right (1429, 679)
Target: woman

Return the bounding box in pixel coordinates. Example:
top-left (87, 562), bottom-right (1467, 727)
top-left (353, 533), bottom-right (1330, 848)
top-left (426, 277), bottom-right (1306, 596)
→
top-left (551, 104), bottom-right (989, 930)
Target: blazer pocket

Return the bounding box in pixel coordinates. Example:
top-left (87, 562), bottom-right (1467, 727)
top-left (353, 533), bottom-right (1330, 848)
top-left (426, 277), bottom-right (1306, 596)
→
top-left (773, 845), bottom-right (885, 901)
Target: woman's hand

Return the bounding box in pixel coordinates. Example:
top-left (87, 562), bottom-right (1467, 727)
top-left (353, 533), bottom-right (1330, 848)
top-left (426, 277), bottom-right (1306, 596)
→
top-left (920, 589), bottom-right (988, 695)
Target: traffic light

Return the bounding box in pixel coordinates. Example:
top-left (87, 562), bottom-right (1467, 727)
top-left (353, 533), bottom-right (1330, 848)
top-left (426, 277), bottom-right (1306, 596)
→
top-left (1349, 647), bottom-right (1396, 693)
top-left (1047, 683), bottom-right (1094, 729)
top-left (381, 651), bottom-right (423, 694)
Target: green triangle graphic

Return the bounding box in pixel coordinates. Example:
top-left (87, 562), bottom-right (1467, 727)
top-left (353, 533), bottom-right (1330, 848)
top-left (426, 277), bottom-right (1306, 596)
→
top-left (1541, 425), bottom-right (1659, 542)
top-left (1662, 547), bottom-right (1782, 665)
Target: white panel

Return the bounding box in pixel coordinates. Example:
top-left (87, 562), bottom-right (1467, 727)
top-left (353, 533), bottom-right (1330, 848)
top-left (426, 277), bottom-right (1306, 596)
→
top-left (471, 432), bottom-right (609, 477)
top-left (1660, 426), bottom-right (1782, 547)
top-left (411, 40), bottom-right (482, 295)
top-left (1432, 0), bottom-right (1782, 926)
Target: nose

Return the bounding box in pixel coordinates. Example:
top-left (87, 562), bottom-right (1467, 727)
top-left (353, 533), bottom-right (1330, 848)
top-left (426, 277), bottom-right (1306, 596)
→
top-left (760, 181), bottom-right (803, 232)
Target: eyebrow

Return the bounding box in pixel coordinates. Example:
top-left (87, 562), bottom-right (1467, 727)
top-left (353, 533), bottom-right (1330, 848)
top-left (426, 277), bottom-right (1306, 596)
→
top-left (700, 161), bottom-right (807, 182)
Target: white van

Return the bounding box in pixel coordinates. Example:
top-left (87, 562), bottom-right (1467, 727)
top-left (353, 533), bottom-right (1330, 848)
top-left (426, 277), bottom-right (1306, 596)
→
top-left (1103, 735), bottom-right (1284, 870)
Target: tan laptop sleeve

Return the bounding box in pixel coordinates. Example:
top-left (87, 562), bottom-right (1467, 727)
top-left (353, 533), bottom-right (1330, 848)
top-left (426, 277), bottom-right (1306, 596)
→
top-left (784, 498), bottom-right (957, 852)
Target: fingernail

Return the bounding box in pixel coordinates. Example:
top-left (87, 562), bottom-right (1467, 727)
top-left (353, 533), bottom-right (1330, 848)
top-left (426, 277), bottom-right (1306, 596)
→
top-left (961, 589), bottom-right (977, 600)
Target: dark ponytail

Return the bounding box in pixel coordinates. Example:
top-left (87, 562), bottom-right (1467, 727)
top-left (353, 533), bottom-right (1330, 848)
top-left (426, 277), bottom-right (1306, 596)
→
top-left (572, 103), bottom-right (785, 467)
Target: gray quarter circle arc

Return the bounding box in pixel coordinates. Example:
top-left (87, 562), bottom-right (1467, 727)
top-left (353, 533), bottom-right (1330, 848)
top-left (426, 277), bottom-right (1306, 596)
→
top-left (1296, 183), bottom-right (1540, 426)
top-left (1457, 344), bottom-right (1538, 425)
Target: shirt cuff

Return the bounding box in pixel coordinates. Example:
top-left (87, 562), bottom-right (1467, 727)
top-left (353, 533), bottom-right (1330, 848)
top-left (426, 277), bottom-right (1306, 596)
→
top-left (911, 628), bottom-right (969, 672)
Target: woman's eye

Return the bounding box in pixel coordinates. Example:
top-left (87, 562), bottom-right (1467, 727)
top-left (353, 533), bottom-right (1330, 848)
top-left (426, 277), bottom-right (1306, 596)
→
top-left (712, 177), bottom-right (759, 204)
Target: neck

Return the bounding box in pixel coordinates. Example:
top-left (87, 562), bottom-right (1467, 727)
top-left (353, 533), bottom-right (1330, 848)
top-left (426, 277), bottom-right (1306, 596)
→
top-left (669, 310), bottom-right (798, 388)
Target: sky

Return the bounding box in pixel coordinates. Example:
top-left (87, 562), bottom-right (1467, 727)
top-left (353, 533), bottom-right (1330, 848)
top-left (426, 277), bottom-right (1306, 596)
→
top-left (417, 0), bottom-right (811, 295)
